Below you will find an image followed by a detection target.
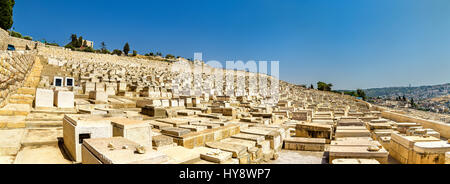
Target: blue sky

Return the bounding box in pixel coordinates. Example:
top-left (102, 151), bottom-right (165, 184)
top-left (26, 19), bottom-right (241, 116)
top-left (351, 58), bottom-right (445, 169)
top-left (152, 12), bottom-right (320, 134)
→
top-left (11, 0), bottom-right (450, 90)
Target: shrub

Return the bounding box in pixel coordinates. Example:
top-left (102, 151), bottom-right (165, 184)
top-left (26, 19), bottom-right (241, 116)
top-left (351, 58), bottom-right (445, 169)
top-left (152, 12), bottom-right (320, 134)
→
top-left (46, 43), bottom-right (59, 47)
top-left (166, 54), bottom-right (175, 59)
top-left (10, 31), bottom-right (22, 38)
top-left (82, 47), bottom-right (95, 53)
top-left (112, 49), bottom-right (122, 56)
top-left (23, 36), bottom-right (32, 40)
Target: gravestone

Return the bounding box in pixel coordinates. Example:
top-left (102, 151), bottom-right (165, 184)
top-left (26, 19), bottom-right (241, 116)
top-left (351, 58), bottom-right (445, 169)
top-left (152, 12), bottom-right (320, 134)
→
top-left (54, 90), bottom-right (75, 108)
top-left (53, 77), bottom-right (64, 87)
top-left (35, 88), bottom-right (54, 108)
top-left (65, 77), bottom-right (74, 87)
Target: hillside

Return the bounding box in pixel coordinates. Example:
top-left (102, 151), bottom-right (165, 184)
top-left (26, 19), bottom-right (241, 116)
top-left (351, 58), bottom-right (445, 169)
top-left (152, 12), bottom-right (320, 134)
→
top-left (364, 83), bottom-right (450, 100)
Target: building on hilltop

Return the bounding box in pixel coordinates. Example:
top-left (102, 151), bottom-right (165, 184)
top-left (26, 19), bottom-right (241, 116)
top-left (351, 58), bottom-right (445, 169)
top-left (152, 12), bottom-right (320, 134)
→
top-left (83, 40), bottom-right (94, 48)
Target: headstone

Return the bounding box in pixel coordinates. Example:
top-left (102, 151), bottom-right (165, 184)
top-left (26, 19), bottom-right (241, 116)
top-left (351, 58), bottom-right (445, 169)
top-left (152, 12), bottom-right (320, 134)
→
top-left (89, 91), bottom-right (108, 102)
top-left (65, 77), bottom-right (74, 87)
top-left (54, 90), bottom-right (74, 108)
top-left (35, 88), bottom-right (54, 108)
top-left (53, 77), bottom-right (63, 87)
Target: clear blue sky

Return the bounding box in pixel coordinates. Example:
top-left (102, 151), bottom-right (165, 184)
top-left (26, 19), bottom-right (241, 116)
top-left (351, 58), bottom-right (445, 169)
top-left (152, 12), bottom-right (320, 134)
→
top-left (11, 0), bottom-right (450, 90)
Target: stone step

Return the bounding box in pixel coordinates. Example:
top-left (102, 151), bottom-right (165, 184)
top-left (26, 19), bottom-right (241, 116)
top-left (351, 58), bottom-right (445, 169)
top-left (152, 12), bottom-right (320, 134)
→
top-left (0, 129), bottom-right (26, 156)
top-left (8, 94), bottom-right (34, 105)
top-left (20, 128), bottom-right (62, 146)
top-left (0, 116), bottom-right (27, 129)
top-left (17, 87), bottom-right (36, 96)
top-left (26, 121), bottom-right (62, 128)
top-left (0, 104), bottom-right (31, 116)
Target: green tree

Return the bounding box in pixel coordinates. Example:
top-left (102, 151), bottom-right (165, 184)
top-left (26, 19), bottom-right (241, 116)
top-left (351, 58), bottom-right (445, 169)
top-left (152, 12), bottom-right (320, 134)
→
top-left (112, 49), bottom-right (122, 56)
top-left (77, 36), bottom-right (83, 48)
top-left (310, 84), bottom-right (314, 89)
top-left (410, 98), bottom-right (417, 108)
top-left (0, 0), bottom-right (15, 30)
top-left (123, 42), bottom-right (130, 56)
top-left (10, 30), bottom-right (21, 38)
top-left (71, 34), bottom-right (77, 45)
top-left (356, 89), bottom-right (366, 100)
top-left (100, 42), bottom-right (110, 54)
top-left (317, 81), bottom-right (333, 91)
top-left (166, 54), bottom-right (175, 59)
top-left (132, 50), bottom-right (137, 56)
top-left (100, 42), bottom-right (106, 50)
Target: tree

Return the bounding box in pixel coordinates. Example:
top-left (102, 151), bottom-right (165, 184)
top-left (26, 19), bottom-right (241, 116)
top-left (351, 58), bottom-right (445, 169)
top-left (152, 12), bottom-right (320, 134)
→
top-left (132, 50), bottom-right (137, 56)
top-left (101, 42), bottom-right (106, 50)
top-left (123, 42), bottom-right (130, 56)
top-left (77, 36), bottom-right (83, 48)
top-left (356, 89), bottom-right (367, 100)
top-left (410, 98), bottom-right (417, 108)
top-left (317, 81), bottom-right (333, 91)
top-left (166, 54), bottom-right (175, 59)
top-left (112, 49), bottom-right (122, 56)
top-left (0, 0), bottom-right (15, 30)
top-left (71, 34), bottom-right (78, 45)
top-left (99, 42), bottom-right (110, 54)
top-left (310, 84), bottom-right (314, 89)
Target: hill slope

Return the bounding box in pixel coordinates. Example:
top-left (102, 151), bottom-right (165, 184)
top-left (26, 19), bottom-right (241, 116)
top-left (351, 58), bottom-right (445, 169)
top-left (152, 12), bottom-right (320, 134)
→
top-left (364, 83), bottom-right (450, 100)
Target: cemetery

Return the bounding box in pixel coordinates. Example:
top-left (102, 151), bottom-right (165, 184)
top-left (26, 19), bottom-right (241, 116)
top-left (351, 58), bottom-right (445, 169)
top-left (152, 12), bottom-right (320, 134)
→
top-left (0, 38), bottom-right (449, 164)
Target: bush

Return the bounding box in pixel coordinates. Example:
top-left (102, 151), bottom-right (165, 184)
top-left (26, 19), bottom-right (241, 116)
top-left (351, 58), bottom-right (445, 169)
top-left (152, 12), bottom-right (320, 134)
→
top-left (82, 47), bottom-right (95, 53)
top-left (46, 43), bottom-right (59, 47)
top-left (10, 31), bottom-right (22, 38)
top-left (23, 36), bottom-right (32, 40)
top-left (65, 44), bottom-right (75, 50)
top-left (100, 49), bottom-right (110, 54)
top-left (166, 54), bottom-right (175, 59)
top-left (132, 50), bottom-right (137, 56)
top-left (112, 49), bottom-right (122, 56)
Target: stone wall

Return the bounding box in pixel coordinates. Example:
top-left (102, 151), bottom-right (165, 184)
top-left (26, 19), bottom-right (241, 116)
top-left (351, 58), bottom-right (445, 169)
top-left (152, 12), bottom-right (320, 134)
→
top-left (0, 29), bottom-right (9, 50)
top-left (0, 51), bottom-right (37, 107)
top-left (37, 46), bottom-right (170, 67)
top-left (379, 108), bottom-right (450, 139)
top-left (0, 28), bottom-right (44, 51)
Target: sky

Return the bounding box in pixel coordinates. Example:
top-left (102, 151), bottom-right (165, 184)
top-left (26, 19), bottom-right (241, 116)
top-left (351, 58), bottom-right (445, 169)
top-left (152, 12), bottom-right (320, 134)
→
top-left (11, 0), bottom-right (450, 90)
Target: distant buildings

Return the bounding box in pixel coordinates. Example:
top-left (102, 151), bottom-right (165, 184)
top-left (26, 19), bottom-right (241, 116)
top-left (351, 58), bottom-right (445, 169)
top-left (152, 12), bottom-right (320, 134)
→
top-left (83, 40), bottom-right (93, 48)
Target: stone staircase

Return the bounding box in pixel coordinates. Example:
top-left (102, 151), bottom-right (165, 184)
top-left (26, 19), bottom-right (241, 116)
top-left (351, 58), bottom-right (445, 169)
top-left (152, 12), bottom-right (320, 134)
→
top-left (0, 53), bottom-right (43, 129)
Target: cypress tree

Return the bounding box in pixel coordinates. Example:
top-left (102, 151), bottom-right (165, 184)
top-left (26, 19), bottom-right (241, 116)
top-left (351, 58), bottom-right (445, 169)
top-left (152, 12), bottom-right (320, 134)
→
top-left (123, 42), bottom-right (130, 56)
top-left (0, 0), bottom-right (14, 30)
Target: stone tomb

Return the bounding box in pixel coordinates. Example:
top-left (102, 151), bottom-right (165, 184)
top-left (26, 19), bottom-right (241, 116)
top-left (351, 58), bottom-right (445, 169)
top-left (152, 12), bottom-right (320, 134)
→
top-left (410, 141), bottom-right (450, 164)
top-left (329, 141), bottom-right (389, 164)
top-left (142, 106), bottom-right (167, 118)
top-left (283, 137), bottom-right (326, 151)
top-left (82, 137), bottom-right (168, 164)
top-left (63, 114), bottom-right (113, 162)
top-left (89, 91), bottom-right (108, 103)
top-left (332, 158), bottom-right (380, 164)
top-left (110, 117), bottom-right (152, 147)
top-left (54, 90), bottom-right (74, 108)
top-left (295, 123), bottom-right (333, 143)
top-left (335, 126), bottom-right (371, 138)
top-left (389, 132), bottom-right (442, 164)
top-left (35, 88), bottom-right (54, 108)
